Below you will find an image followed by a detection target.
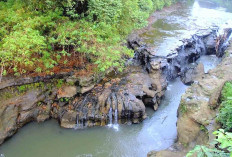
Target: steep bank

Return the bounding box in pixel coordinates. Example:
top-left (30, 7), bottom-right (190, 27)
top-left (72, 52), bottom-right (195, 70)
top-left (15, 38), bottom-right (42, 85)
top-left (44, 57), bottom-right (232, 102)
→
top-left (147, 42), bottom-right (232, 157)
top-left (177, 44), bottom-right (232, 146)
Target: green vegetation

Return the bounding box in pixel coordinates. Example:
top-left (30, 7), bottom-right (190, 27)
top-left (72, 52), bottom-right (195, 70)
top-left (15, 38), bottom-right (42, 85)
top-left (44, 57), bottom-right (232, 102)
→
top-left (60, 97), bottom-right (70, 102)
top-left (187, 129), bottom-right (232, 157)
top-left (217, 82), bottom-right (232, 131)
top-left (180, 103), bottom-right (187, 114)
top-left (0, 0), bottom-right (177, 77)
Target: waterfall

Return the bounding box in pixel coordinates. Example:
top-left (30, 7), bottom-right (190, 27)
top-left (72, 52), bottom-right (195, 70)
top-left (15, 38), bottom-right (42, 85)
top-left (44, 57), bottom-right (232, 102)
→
top-left (108, 107), bottom-right (113, 127)
top-left (127, 110), bottom-right (132, 125)
top-left (112, 108), bottom-right (119, 131)
top-left (75, 114), bottom-right (79, 130)
top-left (114, 108), bottom-right (118, 124)
top-left (167, 58), bottom-right (174, 80)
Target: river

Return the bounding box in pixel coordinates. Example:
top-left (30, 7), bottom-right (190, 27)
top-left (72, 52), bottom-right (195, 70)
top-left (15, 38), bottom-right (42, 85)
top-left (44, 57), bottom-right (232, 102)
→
top-left (0, 0), bottom-right (232, 157)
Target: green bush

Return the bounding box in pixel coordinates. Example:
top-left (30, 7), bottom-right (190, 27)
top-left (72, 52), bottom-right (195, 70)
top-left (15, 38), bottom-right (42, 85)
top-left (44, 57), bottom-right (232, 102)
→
top-left (0, 0), bottom-right (177, 76)
top-left (186, 129), bottom-right (232, 157)
top-left (217, 82), bottom-right (232, 131)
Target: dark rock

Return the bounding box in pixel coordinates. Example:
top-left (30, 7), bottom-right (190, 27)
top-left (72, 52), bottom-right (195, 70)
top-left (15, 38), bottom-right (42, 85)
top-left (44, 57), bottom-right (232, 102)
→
top-left (181, 63), bottom-right (205, 85)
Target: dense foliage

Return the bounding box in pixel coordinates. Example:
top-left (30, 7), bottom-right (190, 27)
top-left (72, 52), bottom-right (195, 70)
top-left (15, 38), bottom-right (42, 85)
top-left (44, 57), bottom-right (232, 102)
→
top-left (187, 129), bottom-right (232, 157)
top-left (0, 0), bottom-right (177, 77)
top-left (217, 82), bottom-right (232, 131)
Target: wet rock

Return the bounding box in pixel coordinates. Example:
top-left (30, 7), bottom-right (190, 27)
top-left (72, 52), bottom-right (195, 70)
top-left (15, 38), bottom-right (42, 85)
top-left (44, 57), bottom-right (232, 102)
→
top-left (0, 26), bottom-right (231, 147)
top-left (78, 75), bottom-right (94, 87)
top-left (0, 81), bottom-right (58, 144)
top-left (204, 33), bottom-right (217, 55)
top-left (181, 63), bottom-right (205, 85)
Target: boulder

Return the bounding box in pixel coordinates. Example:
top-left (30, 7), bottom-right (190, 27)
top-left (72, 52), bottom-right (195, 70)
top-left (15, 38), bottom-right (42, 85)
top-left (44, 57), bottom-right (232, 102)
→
top-left (60, 110), bottom-right (77, 129)
top-left (57, 86), bottom-right (77, 99)
top-left (181, 63), bottom-right (205, 85)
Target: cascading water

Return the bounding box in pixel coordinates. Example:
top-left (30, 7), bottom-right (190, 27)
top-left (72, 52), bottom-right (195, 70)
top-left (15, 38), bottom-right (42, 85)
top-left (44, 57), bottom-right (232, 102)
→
top-left (167, 58), bottom-right (176, 81)
top-left (113, 108), bottom-right (119, 131)
top-left (107, 107), bottom-right (113, 127)
top-left (75, 114), bottom-right (79, 130)
top-left (114, 109), bottom-right (118, 124)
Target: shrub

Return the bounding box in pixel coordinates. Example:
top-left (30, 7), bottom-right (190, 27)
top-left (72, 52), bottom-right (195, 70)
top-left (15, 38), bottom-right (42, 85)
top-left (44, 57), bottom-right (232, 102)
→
top-left (217, 82), bottom-right (232, 131)
top-left (0, 0), bottom-right (177, 77)
top-left (0, 28), bottom-right (48, 75)
top-left (186, 129), bottom-right (232, 157)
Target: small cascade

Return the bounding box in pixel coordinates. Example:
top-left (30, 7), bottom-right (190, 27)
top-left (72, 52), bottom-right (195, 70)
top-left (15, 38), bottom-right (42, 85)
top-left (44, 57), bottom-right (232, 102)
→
top-left (75, 114), bottom-right (79, 130)
top-left (167, 58), bottom-right (176, 81)
top-left (127, 110), bottom-right (132, 125)
top-left (108, 107), bottom-right (113, 127)
top-left (114, 109), bottom-right (118, 124)
top-left (113, 108), bottom-right (119, 131)
top-left (220, 29), bottom-right (232, 51)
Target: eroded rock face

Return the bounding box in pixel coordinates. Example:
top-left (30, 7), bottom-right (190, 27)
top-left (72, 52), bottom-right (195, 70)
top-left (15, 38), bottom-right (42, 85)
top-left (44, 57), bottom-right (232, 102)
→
top-left (177, 47), bottom-right (232, 147)
top-left (128, 27), bottom-right (227, 84)
top-left (0, 59), bottom-right (167, 145)
top-left (147, 45), bottom-right (232, 157)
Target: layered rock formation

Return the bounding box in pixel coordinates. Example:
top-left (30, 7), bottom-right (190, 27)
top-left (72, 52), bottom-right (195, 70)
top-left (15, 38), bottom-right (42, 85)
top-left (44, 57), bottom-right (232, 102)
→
top-left (147, 37), bottom-right (232, 157)
top-left (0, 56), bottom-right (167, 145)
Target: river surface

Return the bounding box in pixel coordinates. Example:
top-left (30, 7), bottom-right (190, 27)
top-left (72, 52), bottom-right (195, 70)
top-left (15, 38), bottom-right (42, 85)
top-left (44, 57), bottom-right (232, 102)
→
top-left (0, 0), bottom-right (232, 157)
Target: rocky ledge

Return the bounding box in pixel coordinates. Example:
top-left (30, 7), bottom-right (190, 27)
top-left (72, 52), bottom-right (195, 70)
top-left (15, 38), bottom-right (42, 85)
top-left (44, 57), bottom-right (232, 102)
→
top-left (0, 55), bottom-right (167, 145)
top-left (147, 39), bottom-right (232, 157)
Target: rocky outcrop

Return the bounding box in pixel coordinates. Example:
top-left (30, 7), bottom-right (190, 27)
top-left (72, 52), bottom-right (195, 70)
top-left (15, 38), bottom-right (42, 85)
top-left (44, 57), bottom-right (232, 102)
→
top-left (128, 27), bottom-right (231, 86)
top-left (177, 51), bottom-right (232, 147)
top-left (147, 44), bottom-right (232, 157)
top-left (0, 56), bottom-right (168, 145)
